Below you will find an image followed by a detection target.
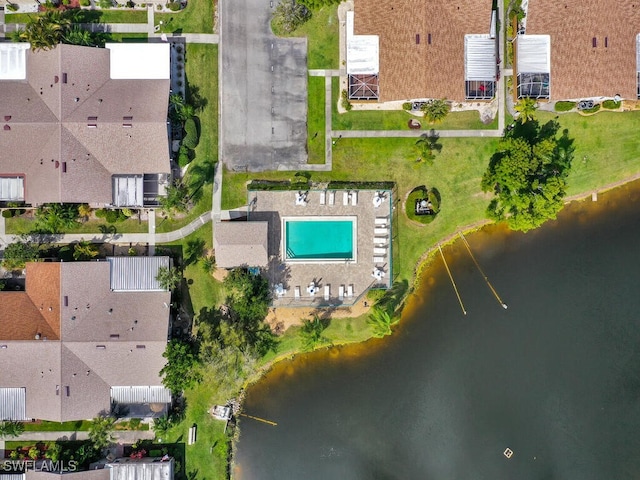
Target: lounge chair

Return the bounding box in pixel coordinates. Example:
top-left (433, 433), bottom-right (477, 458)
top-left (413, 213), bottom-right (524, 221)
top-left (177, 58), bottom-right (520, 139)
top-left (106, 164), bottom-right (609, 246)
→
top-left (347, 284), bottom-right (353, 298)
top-left (295, 191), bottom-right (307, 206)
top-left (374, 237), bottom-right (387, 246)
top-left (374, 228), bottom-right (388, 235)
top-left (324, 285), bottom-right (330, 300)
top-left (320, 190), bottom-right (326, 205)
top-left (339, 285), bottom-right (345, 300)
top-left (373, 256), bottom-right (385, 263)
top-left (294, 286), bottom-right (300, 299)
top-left (374, 247), bottom-right (387, 255)
top-left (375, 217), bottom-right (388, 225)
top-left (328, 191), bottom-right (335, 205)
top-left (343, 191), bottom-right (349, 205)
top-left (350, 191), bottom-right (358, 206)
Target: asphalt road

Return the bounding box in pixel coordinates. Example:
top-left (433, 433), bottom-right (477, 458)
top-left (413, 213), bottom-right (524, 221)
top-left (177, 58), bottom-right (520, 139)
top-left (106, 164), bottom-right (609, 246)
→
top-left (220, 0), bottom-right (308, 171)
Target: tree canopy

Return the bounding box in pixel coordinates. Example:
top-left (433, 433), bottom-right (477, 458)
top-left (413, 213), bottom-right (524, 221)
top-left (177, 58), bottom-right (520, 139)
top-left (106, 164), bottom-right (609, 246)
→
top-left (2, 240), bottom-right (39, 271)
top-left (160, 339), bottom-right (202, 394)
top-left (481, 120), bottom-right (574, 232)
top-left (421, 99), bottom-right (450, 124)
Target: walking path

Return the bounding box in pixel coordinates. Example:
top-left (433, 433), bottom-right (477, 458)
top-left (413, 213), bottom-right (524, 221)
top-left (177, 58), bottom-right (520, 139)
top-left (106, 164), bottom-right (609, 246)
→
top-left (0, 210), bottom-right (212, 249)
top-left (6, 429), bottom-right (154, 442)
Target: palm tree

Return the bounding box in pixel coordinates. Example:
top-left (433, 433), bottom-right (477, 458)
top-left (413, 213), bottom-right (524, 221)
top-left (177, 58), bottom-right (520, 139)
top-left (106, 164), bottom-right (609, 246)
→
top-left (415, 136), bottom-right (436, 166)
top-left (299, 316), bottom-right (330, 351)
top-left (421, 98), bottom-right (450, 124)
top-left (366, 307), bottom-right (396, 338)
top-left (156, 266), bottom-right (182, 291)
top-left (515, 97), bottom-right (537, 123)
top-left (88, 416), bottom-right (115, 452)
top-left (78, 204), bottom-right (93, 222)
top-left (73, 240), bottom-right (99, 261)
top-left (0, 421), bottom-right (24, 438)
top-left (202, 254), bottom-right (217, 275)
top-left (159, 180), bottom-right (190, 219)
top-left (22, 10), bottom-right (72, 51)
top-left (35, 203), bottom-right (79, 234)
top-left (64, 25), bottom-right (93, 46)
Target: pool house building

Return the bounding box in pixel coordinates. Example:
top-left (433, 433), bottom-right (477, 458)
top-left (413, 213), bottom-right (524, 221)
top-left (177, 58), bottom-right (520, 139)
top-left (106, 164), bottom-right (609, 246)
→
top-left (219, 187), bottom-right (393, 307)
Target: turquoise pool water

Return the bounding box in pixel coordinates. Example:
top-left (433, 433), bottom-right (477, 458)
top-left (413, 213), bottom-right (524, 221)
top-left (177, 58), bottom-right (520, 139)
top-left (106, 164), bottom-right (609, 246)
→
top-left (285, 220), bottom-right (353, 260)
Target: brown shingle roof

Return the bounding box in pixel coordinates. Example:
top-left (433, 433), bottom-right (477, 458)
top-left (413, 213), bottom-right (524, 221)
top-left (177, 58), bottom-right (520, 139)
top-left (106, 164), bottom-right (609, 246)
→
top-left (354, 0), bottom-right (493, 102)
top-left (0, 44), bottom-right (170, 205)
top-left (526, 0), bottom-right (640, 100)
top-left (0, 263), bottom-right (61, 341)
top-left (214, 221), bottom-right (269, 268)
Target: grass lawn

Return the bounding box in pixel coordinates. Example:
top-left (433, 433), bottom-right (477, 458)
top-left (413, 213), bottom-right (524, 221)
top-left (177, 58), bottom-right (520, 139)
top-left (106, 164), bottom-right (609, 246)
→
top-left (155, 184), bottom-right (212, 233)
top-left (156, 0), bottom-right (215, 33)
top-left (537, 111), bottom-right (640, 196)
top-left (332, 78), bottom-right (498, 131)
top-left (273, 5), bottom-right (339, 69)
top-left (5, 216), bottom-right (148, 235)
top-left (307, 75), bottom-right (326, 164)
top-left (22, 420), bottom-right (92, 432)
top-left (5, 10), bottom-right (148, 24)
top-left (185, 44), bottom-right (219, 169)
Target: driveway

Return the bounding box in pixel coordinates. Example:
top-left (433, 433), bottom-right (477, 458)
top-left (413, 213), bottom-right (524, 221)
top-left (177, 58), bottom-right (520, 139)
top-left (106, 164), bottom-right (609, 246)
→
top-left (220, 0), bottom-right (308, 171)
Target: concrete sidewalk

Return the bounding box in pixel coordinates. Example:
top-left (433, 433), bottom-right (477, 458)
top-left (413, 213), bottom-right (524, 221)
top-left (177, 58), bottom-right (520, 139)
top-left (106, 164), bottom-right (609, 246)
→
top-left (332, 129), bottom-right (504, 138)
top-left (8, 429), bottom-right (154, 442)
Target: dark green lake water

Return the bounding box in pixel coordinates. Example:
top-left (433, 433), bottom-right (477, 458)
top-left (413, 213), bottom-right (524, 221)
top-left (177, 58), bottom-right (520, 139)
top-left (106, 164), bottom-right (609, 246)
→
top-left (235, 182), bottom-right (640, 480)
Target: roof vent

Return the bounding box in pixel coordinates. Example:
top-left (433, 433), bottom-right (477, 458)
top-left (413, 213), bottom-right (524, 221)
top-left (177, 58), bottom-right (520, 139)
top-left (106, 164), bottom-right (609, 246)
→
top-left (62, 73), bottom-right (67, 84)
top-left (592, 37), bottom-right (597, 48)
top-left (35, 333), bottom-right (41, 340)
top-left (4, 116), bottom-right (11, 121)
top-left (74, 97), bottom-right (79, 102)
top-left (605, 37), bottom-right (608, 48)
top-left (0, 345), bottom-right (7, 349)
top-left (64, 296), bottom-right (68, 307)
top-left (110, 334), bottom-right (120, 339)
top-left (66, 386), bottom-right (70, 397)
top-left (71, 316), bottom-right (76, 321)
top-left (62, 162), bottom-right (67, 173)
top-left (96, 345), bottom-right (106, 349)
top-left (416, 34), bottom-right (420, 45)
top-left (54, 75), bottom-right (59, 84)
top-left (136, 345), bottom-right (146, 349)
top-left (56, 385), bottom-right (60, 395)
top-left (428, 33), bottom-right (432, 45)
top-left (3, 125), bottom-right (10, 131)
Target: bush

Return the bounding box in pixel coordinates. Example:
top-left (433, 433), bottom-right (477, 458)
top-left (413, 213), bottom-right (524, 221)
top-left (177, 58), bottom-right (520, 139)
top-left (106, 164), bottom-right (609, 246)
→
top-left (156, 3), bottom-right (162, 9)
top-left (94, 208), bottom-right (107, 218)
top-left (271, 0), bottom-right (311, 35)
top-left (582, 104), bottom-right (601, 114)
top-left (126, 0), bottom-right (135, 6)
top-left (554, 101), bottom-right (576, 112)
top-left (6, 3), bottom-right (19, 11)
top-left (2, 210), bottom-right (14, 218)
top-left (182, 118), bottom-right (199, 150)
top-left (80, 0), bottom-right (90, 5)
top-left (99, 0), bottom-right (113, 8)
top-left (340, 89), bottom-right (352, 111)
top-left (167, 1), bottom-right (181, 10)
top-left (402, 102), bottom-right (412, 111)
top-left (177, 144), bottom-right (192, 167)
top-left (603, 99), bottom-right (621, 110)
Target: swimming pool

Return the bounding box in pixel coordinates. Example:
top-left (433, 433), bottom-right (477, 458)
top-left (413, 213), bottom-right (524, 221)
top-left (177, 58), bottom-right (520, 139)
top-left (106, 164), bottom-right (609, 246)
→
top-left (283, 217), bottom-right (357, 262)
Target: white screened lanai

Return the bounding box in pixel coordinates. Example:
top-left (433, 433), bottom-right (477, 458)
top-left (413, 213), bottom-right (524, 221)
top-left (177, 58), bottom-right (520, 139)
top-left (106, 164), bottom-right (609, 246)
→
top-left (517, 34), bottom-right (551, 98)
top-left (465, 35), bottom-right (497, 99)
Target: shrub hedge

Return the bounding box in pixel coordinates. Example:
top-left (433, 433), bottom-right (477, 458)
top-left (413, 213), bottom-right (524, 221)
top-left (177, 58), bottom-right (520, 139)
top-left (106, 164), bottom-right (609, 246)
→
top-left (554, 101), bottom-right (576, 112)
top-left (603, 99), bottom-right (621, 110)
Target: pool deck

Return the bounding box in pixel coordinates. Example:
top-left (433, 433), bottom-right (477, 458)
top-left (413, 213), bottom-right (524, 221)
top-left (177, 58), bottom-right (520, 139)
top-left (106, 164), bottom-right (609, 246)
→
top-left (248, 189), bottom-right (393, 307)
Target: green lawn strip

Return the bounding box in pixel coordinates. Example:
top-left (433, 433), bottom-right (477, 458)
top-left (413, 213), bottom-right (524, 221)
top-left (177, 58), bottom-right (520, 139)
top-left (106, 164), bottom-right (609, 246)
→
top-left (93, 9), bottom-right (148, 23)
top-left (155, 0), bottom-right (214, 34)
top-left (105, 32), bottom-right (149, 42)
top-left (185, 44), bottom-right (219, 168)
top-left (294, 5), bottom-right (339, 69)
top-left (5, 216), bottom-right (148, 235)
top-left (307, 75), bottom-right (326, 164)
top-left (5, 10), bottom-right (148, 24)
top-left (331, 78), bottom-right (496, 131)
top-left (21, 420), bottom-right (92, 432)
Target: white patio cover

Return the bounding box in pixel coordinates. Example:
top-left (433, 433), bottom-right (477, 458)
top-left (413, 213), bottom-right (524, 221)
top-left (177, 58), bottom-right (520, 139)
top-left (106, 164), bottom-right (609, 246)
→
top-left (465, 35), bottom-right (496, 81)
top-left (346, 11), bottom-right (379, 75)
top-left (112, 175), bottom-right (144, 207)
top-left (0, 43), bottom-right (29, 80)
top-left (517, 34), bottom-right (551, 73)
top-left (106, 43), bottom-right (170, 80)
top-left (0, 176), bottom-right (24, 201)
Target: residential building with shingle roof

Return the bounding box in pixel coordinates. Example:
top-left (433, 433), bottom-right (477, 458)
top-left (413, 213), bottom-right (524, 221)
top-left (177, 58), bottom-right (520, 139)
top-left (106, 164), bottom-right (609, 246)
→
top-left (0, 258), bottom-right (172, 422)
top-left (0, 43), bottom-right (171, 207)
top-left (349, 0), bottom-right (497, 102)
top-left (517, 0), bottom-right (640, 101)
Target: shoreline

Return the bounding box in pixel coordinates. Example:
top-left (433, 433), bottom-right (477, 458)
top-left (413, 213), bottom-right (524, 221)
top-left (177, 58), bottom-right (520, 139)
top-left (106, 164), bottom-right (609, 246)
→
top-left (229, 172), bottom-right (640, 478)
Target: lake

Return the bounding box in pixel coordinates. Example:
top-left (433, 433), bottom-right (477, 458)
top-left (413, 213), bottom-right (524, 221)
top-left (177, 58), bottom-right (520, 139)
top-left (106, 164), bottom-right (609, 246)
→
top-left (235, 182), bottom-right (640, 480)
